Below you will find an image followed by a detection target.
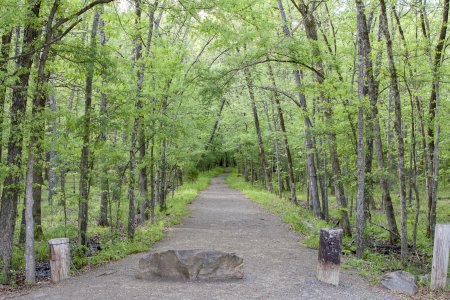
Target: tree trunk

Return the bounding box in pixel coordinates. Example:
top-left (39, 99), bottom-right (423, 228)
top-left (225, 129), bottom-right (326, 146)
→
top-left (24, 148), bottom-right (36, 284)
top-left (427, 0), bottom-right (448, 237)
top-left (79, 10), bottom-right (101, 246)
top-left (128, 115), bottom-right (138, 238)
top-left (292, 3), bottom-right (350, 228)
top-left (97, 7), bottom-right (109, 227)
top-left (267, 62), bottom-right (297, 204)
top-left (159, 139), bottom-right (167, 211)
top-left (150, 138), bottom-right (155, 223)
top-left (379, 0), bottom-right (408, 261)
top-left (276, 0), bottom-right (321, 217)
top-left (268, 93), bottom-right (283, 198)
top-left (0, 0), bottom-right (41, 283)
top-left (0, 30), bottom-right (12, 163)
top-left (355, 0), bottom-right (399, 244)
top-left (356, 20), bottom-right (366, 258)
top-left (47, 74), bottom-right (58, 207)
top-left (197, 97), bottom-right (226, 168)
top-left (243, 68), bottom-right (273, 193)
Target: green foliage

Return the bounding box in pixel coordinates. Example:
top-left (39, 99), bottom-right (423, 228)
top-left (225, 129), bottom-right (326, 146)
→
top-left (2, 168), bottom-right (223, 284)
top-left (226, 170), bottom-right (448, 285)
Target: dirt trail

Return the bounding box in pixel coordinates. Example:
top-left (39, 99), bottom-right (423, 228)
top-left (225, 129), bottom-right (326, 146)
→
top-left (7, 175), bottom-right (398, 299)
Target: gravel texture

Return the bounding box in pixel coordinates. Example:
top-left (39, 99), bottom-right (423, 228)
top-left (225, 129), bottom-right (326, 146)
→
top-left (6, 175), bottom-right (399, 300)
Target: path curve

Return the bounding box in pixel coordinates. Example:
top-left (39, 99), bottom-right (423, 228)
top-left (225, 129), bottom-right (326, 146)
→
top-left (9, 175), bottom-right (398, 299)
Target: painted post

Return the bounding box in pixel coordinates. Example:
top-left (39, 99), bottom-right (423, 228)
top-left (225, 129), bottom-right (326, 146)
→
top-left (431, 224), bottom-right (450, 290)
top-left (48, 238), bottom-right (70, 283)
top-left (317, 228), bottom-right (342, 286)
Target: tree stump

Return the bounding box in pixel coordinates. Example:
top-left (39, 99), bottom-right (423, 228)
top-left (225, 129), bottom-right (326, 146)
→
top-left (431, 224), bottom-right (450, 290)
top-left (316, 229), bottom-right (342, 286)
top-left (48, 238), bottom-right (70, 283)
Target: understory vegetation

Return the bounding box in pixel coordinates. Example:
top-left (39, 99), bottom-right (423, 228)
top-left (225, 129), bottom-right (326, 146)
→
top-left (2, 168), bottom-right (223, 285)
top-left (0, 0), bottom-right (449, 290)
top-left (226, 171), bottom-right (449, 288)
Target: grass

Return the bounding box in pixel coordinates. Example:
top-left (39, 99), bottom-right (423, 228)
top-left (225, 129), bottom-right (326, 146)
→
top-left (3, 167), bottom-right (224, 284)
top-left (226, 169), bottom-right (449, 289)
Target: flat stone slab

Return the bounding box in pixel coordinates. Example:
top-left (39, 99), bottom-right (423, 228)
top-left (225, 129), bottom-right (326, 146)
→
top-left (381, 271), bottom-right (418, 295)
top-left (137, 250), bottom-right (244, 281)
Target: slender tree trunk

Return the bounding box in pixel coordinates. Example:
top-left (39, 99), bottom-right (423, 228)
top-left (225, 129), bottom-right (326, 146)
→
top-left (356, 19), bottom-right (366, 258)
top-left (79, 10), bottom-right (101, 246)
top-left (0, 0), bottom-right (41, 283)
top-left (25, 149), bottom-right (35, 284)
top-left (128, 0), bottom-right (146, 238)
top-left (197, 96), bottom-right (226, 168)
top-left (277, 0), bottom-right (321, 217)
top-left (47, 74), bottom-right (58, 207)
top-left (269, 98), bottom-right (283, 198)
top-left (0, 30), bottom-right (13, 163)
top-left (98, 7), bottom-right (109, 227)
top-left (150, 138), bottom-right (155, 223)
top-left (293, 3), bottom-right (350, 228)
top-left (267, 63), bottom-right (297, 204)
top-left (427, 0), bottom-right (448, 237)
top-left (355, 0), bottom-right (399, 244)
top-left (128, 115), bottom-right (138, 238)
top-left (379, 0), bottom-right (408, 261)
top-left (160, 139), bottom-right (167, 211)
top-left (243, 68), bottom-right (273, 193)
top-left (410, 108), bottom-right (420, 251)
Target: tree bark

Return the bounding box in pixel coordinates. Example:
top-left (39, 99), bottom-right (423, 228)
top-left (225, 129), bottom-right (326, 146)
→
top-left (356, 18), bottom-right (366, 258)
top-left (159, 139), bottom-right (167, 211)
top-left (243, 68), bottom-right (273, 193)
top-left (0, 0), bottom-right (41, 283)
top-left (277, 0), bottom-right (321, 217)
top-left (79, 9), bottom-right (101, 246)
top-left (355, 0), bottom-right (399, 244)
top-left (0, 30), bottom-right (13, 163)
top-left (25, 149), bottom-right (36, 284)
top-left (47, 74), bottom-right (58, 207)
top-left (291, 2), bottom-right (350, 229)
top-left (150, 138), bottom-right (155, 223)
top-left (426, 0), bottom-right (448, 237)
top-left (267, 63), bottom-right (297, 204)
top-left (268, 96), bottom-right (283, 198)
top-left (379, 0), bottom-right (408, 261)
top-left (98, 7), bottom-right (109, 227)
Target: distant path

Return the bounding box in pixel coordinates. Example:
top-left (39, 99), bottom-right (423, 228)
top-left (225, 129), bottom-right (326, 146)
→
top-left (9, 175), bottom-right (397, 299)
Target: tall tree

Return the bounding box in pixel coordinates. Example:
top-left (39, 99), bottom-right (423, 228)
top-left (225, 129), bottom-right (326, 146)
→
top-left (267, 63), bottom-right (297, 205)
top-left (79, 9), bottom-right (101, 246)
top-left (291, 1), bottom-right (351, 233)
top-left (0, 0), bottom-right (41, 283)
top-left (379, 0), bottom-right (408, 262)
top-left (0, 30), bottom-right (13, 163)
top-left (355, 0), bottom-right (399, 243)
top-left (277, 0), bottom-right (321, 218)
top-left (427, 0), bottom-right (449, 237)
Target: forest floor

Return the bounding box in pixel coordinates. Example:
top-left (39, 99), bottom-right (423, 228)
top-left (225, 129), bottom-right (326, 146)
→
top-left (4, 174), bottom-right (400, 300)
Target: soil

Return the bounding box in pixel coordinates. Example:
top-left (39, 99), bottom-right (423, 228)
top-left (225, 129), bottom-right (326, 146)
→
top-left (3, 175), bottom-right (402, 300)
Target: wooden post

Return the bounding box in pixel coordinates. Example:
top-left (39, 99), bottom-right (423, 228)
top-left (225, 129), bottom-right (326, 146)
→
top-left (49, 238), bottom-right (70, 283)
top-left (431, 224), bottom-right (450, 290)
top-left (317, 228), bottom-right (342, 286)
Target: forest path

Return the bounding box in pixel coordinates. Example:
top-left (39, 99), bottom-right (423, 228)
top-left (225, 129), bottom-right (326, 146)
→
top-left (10, 174), bottom-right (398, 300)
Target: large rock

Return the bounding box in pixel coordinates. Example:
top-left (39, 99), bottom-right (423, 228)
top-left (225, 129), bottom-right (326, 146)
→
top-left (381, 271), bottom-right (418, 295)
top-left (137, 250), bottom-right (244, 281)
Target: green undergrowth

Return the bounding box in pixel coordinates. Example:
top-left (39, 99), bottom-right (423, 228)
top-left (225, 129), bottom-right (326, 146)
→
top-left (5, 167), bottom-right (224, 284)
top-left (225, 170), bottom-right (444, 287)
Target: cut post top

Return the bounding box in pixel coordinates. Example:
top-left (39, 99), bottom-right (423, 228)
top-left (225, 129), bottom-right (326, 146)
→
top-left (48, 238), bottom-right (69, 245)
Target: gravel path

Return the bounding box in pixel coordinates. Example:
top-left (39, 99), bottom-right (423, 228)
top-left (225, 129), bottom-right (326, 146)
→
top-left (8, 175), bottom-right (398, 300)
